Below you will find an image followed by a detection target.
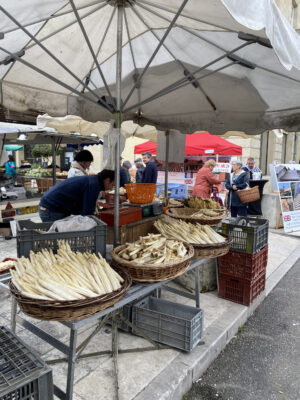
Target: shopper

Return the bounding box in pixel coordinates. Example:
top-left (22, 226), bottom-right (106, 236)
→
top-left (242, 157), bottom-right (262, 180)
top-left (226, 160), bottom-right (249, 217)
top-left (122, 160), bottom-right (132, 183)
top-left (134, 158), bottom-right (145, 183)
top-left (67, 150), bottom-right (93, 178)
top-left (5, 155), bottom-right (17, 185)
top-left (141, 152), bottom-right (158, 184)
top-left (192, 159), bottom-right (221, 198)
top-left (39, 169), bottom-right (115, 222)
top-left (120, 157), bottom-right (130, 187)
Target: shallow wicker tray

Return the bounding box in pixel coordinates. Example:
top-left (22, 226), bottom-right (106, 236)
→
top-left (0, 258), bottom-right (17, 275)
top-left (9, 266), bottom-right (132, 322)
top-left (166, 207), bottom-right (227, 225)
top-left (110, 242), bottom-right (194, 282)
top-left (191, 234), bottom-right (232, 258)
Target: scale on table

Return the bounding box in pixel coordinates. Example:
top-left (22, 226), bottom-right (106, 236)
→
top-left (123, 201), bottom-right (163, 218)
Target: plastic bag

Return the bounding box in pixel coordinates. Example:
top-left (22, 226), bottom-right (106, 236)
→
top-left (48, 215), bottom-right (97, 233)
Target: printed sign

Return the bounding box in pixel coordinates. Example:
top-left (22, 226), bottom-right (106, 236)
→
top-left (213, 163), bottom-right (231, 173)
top-left (275, 164), bottom-right (300, 233)
top-left (204, 149), bottom-right (214, 154)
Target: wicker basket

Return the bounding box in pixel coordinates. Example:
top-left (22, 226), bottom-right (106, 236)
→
top-left (192, 234), bottom-right (232, 258)
top-left (0, 258), bottom-right (17, 275)
top-left (166, 207), bottom-right (227, 226)
top-left (9, 267), bottom-right (132, 321)
top-left (110, 242), bottom-right (194, 282)
top-left (125, 183), bottom-right (157, 204)
top-left (237, 184), bottom-right (260, 204)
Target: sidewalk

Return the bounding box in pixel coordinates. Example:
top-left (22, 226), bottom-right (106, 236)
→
top-left (0, 230), bottom-right (299, 400)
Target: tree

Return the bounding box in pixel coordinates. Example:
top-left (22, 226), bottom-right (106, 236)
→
top-left (31, 144), bottom-right (63, 158)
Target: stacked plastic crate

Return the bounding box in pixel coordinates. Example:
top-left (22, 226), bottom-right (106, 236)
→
top-left (0, 326), bottom-right (53, 400)
top-left (218, 217), bottom-right (269, 306)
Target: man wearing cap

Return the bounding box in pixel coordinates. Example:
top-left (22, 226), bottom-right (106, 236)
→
top-left (135, 158), bottom-right (145, 183)
top-left (141, 152), bottom-right (158, 184)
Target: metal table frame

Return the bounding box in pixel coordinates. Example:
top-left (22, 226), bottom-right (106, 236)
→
top-left (1, 258), bottom-right (205, 400)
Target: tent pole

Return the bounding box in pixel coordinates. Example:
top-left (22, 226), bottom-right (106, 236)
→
top-left (51, 137), bottom-right (57, 185)
top-left (113, 3), bottom-right (124, 248)
top-left (164, 130), bottom-right (170, 200)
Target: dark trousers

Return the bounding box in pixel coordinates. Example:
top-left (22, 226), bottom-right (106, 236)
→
top-left (231, 205), bottom-right (247, 217)
top-left (38, 205), bottom-right (67, 222)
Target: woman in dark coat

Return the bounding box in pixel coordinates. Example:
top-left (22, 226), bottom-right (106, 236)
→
top-left (225, 160), bottom-right (249, 217)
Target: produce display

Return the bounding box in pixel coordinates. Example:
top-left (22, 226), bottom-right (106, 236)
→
top-left (0, 259), bottom-right (16, 273)
top-left (107, 187), bottom-right (126, 195)
top-left (25, 168), bottom-right (52, 178)
top-left (184, 197), bottom-right (222, 209)
top-left (154, 217), bottom-right (226, 244)
top-left (11, 241), bottom-right (124, 301)
top-left (189, 209), bottom-right (225, 218)
top-left (118, 233), bottom-right (188, 264)
top-left (167, 198), bottom-right (183, 207)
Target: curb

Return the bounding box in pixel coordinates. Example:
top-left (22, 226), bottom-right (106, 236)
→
top-left (135, 245), bottom-right (300, 400)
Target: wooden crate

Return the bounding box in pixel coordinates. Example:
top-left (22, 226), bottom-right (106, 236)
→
top-left (106, 215), bottom-right (160, 244)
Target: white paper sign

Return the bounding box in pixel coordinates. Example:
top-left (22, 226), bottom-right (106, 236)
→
top-left (213, 163), bottom-right (231, 173)
top-left (275, 164), bottom-right (300, 233)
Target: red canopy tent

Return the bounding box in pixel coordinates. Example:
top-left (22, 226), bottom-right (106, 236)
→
top-left (134, 132), bottom-right (242, 156)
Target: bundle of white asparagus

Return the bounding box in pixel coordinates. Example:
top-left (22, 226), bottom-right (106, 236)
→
top-left (190, 209), bottom-right (224, 218)
top-left (118, 233), bottom-right (187, 264)
top-left (11, 241), bottom-right (124, 301)
top-left (154, 217), bottom-right (225, 245)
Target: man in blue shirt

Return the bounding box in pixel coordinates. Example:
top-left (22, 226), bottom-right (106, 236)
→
top-left (120, 156), bottom-right (129, 187)
top-left (141, 152), bottom-right (158, 184)
top-left (38, 169), bottom-right (115, 222)
top-left (242, 157), bottom-right (262, 180)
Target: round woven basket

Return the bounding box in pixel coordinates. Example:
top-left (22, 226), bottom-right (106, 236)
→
top-left (125, 183), bottom-right (156, 204)
top-left (237, 185), bottom-right (260, 204)
top-left (191, 234), bottom-right (232, 258)
top-left (9, 267), bottom-right (132, 322)
top-left (166, 207), bottom-right (227, 226)
top-left (110, 242), bottom-right (194, 282)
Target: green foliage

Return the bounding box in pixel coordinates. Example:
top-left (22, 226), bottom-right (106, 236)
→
top-left (31, 144), bottom-right (63, 158)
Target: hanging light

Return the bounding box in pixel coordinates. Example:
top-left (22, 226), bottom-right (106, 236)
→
top-left (17, 133), bottom-right (28, 140)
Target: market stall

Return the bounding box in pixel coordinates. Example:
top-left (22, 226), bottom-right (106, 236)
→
top-left (0, 1), bottom-right (300, 399)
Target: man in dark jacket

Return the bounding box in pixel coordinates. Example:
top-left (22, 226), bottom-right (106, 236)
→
top-left (120, 157), bottom-right (129, 187)
top-left (38, 169), bottom-right (115, 222)
top-left (135, 158), bottom-right (145, 183)
top-left (141, 152), bottom-right (158, 184)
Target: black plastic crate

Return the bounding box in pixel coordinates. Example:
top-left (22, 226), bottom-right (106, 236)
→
top-left (16, 216), bottom-right (106, 258)
top-left (0, 326), bottom-right (53, 399)
top-left (222, 217), bottom-right (268, 254)
top-left (132, 297), bottom-right (204, 352)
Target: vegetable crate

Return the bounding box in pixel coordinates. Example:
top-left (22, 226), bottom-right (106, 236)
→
top-left (16, 216), bottom-right (106, 258)
top-left (218, 270), bottom-right (266, 306)
top-left (132, 296), bottom-right (204, 352)
top-left (0, 326), bottom-right (53, 400)
top-left (218, 245), bottom-right (268, 281)
top-left (221, 217), bottom-right (268, 254)
top-left (156, 183), bottom-right (187, 199)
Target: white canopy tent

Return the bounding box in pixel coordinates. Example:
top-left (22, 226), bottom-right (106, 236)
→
top-left (1, 0), bottom-right (300, 245)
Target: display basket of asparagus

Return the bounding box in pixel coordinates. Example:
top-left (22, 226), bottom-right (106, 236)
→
top-left (166, 207), bottom-right (227, 225)
top-left (154, 216), bottom-right (232, 258)
top-left (111, 233), bottom-right (194, 282)
top-left (9, 242), bottom-right (132, 321)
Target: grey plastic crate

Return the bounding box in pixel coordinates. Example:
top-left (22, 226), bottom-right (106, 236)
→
top-left (16, 216), bottom-right (106, 258)
top-left (0, 326), bottom-right (53, 399)
top-left (132, 297), bottom-right (204, 352)
top-left (222, 217), bottom-right (268, 254)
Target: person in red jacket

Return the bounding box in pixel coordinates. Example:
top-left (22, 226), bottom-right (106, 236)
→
top-left (192, 159), bottom-right (221, 198)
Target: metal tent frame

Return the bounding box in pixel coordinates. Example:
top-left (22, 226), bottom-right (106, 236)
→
top-left (1, 0), bottom-right (297, 245)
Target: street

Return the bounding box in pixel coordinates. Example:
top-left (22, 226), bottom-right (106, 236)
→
top-left (184, 259), bottom-right (300, 400)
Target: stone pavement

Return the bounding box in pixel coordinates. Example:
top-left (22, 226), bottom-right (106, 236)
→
top-left (0, 229), bottom-right (299, 400)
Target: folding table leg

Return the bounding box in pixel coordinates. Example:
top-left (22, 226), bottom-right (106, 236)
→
top-left (11, 296), bottom-right (17, 333)
top-left (112, 317), bottom-right (119, 400)
top-left (66, 328), bottom-right (78, 400)
top-left (195, 265), bottom-right (200, 308)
